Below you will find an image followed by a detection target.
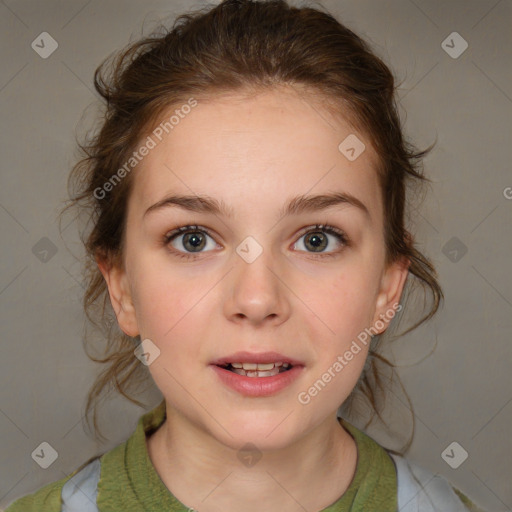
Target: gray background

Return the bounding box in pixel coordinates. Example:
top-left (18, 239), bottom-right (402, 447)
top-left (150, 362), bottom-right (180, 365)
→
top-left (1, 0), bottom-right (511, 510)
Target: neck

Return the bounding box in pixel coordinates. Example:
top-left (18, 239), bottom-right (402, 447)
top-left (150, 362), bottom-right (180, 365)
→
top-left (146, 404), bottom-right (358, 512)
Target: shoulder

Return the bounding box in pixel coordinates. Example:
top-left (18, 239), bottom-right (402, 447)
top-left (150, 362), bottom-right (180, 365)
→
top-left (4, 458), bottom-right (101, 512)
top-left (4, 402), bottom-right (164, 512)
top-left (60, 457), bottom-right (101, 511)
top-left (4, 476), bottom-right (69, 512)
top-left (388, 453), bottom-right (485, 512)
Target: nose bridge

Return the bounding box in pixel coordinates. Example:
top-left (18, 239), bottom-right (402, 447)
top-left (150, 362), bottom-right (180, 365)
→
top-left (225, 236), bottom-right (290, 324)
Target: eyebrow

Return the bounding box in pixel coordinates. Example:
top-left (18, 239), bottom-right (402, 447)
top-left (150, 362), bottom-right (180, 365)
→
top-left (143, 191), bottom-right (370, 220)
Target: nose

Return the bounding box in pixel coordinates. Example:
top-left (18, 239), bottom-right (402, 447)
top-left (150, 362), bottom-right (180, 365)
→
top-left (223, 248), bottom-right (291, 327)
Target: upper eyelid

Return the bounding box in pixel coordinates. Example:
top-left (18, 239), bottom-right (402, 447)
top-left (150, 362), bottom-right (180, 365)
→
top-left (164, 225), bottom-right (348, 262)
top-left (165, 223), bottom-right (348, 245)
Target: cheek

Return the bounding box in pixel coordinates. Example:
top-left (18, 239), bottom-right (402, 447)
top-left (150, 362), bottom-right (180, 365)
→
top-left (129, 253), bottom-right (217, 351)
top-left (312, 264), bottom-right (381, 340)
top-left (296, 266), bottom-right (378, 400)
top-left (134, 281), bottom-right (195, 342)
top-left (128, 256), bottom-right (181, 337)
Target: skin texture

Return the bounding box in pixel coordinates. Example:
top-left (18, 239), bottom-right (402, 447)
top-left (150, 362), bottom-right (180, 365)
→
top-left (98, 85), bottom-right (409, 512)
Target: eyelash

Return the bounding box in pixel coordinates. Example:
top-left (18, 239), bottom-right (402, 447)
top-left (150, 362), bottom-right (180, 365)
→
top-left (163, 223), bottom-right (349, 260)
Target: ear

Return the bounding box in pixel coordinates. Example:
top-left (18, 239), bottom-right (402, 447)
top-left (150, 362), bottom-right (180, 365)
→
top-left (371, 256), bottom-right (409, 334)
top-left (96, 256), bottom-right (139, 337)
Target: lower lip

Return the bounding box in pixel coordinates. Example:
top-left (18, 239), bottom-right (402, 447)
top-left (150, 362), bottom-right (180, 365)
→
top-left (210, 365), bottom-right (304, 397)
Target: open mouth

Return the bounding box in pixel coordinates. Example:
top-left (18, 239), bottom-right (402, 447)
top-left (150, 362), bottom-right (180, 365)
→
top-left (211, 356), bottom-right (304, 396)
top-left (217, 362), bottom-right (292, 378)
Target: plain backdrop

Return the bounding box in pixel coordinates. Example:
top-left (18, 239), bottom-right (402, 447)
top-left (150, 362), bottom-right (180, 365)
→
top-left (1, 1), bottom-right (511, 510)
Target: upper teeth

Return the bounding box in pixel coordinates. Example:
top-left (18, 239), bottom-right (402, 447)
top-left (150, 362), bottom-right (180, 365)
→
top-left (230, 362), bottom-right (290, 370)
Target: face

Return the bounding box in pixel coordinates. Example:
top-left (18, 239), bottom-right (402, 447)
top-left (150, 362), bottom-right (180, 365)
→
top-left (100, 86), bottom-right (408, 451)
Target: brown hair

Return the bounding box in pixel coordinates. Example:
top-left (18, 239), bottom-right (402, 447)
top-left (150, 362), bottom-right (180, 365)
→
top-left (62, 0), bottom-right (442, 450)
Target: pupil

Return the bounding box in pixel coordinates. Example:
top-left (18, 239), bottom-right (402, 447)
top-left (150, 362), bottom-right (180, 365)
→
top-left (184, 232), bottom-right (205, 252)
top-left (307, 232), bottom-right (327, 252)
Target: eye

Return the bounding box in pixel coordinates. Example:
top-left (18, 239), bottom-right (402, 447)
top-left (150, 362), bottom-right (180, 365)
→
top-left (164, 225), bottom-right (218, 259)
top-left (293, 224), bottom-right (349, 257)
top-left (163, 223), bottom-right (349, 260)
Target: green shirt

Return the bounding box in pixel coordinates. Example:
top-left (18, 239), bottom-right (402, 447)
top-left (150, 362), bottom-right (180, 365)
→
top-left (4, 401), bottom-right (477, 511)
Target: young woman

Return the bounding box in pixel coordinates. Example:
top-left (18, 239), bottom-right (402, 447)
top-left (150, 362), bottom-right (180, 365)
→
top-left (6, 1), bottom-right (483, 510)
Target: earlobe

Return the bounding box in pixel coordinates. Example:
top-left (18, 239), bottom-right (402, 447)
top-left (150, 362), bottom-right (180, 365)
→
top-left (96, 256), bottom-right (140, 337)
top-left (373, 257), bottom-right (409, 333)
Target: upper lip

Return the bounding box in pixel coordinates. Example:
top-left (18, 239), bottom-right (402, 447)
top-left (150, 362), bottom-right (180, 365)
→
top-left (210, 351), bottom-right (304, 366)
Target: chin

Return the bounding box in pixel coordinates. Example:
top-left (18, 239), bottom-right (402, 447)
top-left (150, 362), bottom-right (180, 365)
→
top-left (208, 412), bottom-right (301, 452)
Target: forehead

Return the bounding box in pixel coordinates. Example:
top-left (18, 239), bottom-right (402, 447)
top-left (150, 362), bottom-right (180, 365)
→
top-left (130, 87), bottom-right (383, 221)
